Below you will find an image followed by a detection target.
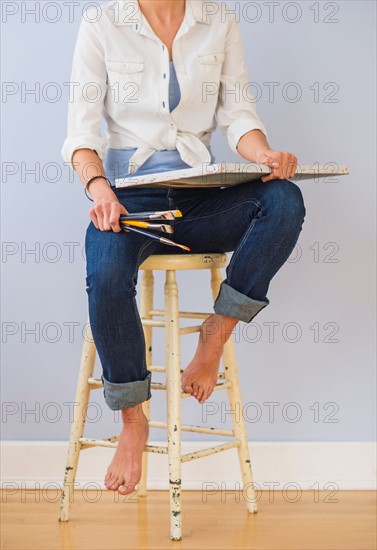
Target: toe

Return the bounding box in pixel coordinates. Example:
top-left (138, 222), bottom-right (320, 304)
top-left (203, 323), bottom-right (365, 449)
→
top-left (106, 474), bottom-right (116, 489)
top-left (197, 386), bottom-right (205, 403)
top-left (118, 481), bottom-right (137, 495)
top-left (192, 383), bottom-right (199, 397)
top-left (110, 476), bottom-right (122, 490)
top-left (183, 384), bottom-right (194, 394)
top-left (203, 386), bottom-right (214, 402)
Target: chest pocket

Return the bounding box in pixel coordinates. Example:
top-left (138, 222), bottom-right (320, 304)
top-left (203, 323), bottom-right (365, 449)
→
top-left (106, 60), bottom-right (145, 103)
top-left (198, 52), bottom-right (225, 83)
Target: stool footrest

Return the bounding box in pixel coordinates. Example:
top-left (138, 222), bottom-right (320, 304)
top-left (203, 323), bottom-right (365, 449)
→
top-left (181, 440), bottom-right (241, 462)
top-left (79, 437), bottom-right (118, 449)
top-left (79, 437), bottom-right (240, 461)
top-left (141, 319), bottom-right (166, 327)
top-left (148, 366), bottom-right (226, 379)
top-left (179, 325), bottom-right (201, 335)
top-left (87, 378), bottom-right (231, 392)
top-left (149, 420), bottom-right (234, 437)
top-left (150, 309), bottom-right (213, 320)
top-left (141, 319), bottom-right (204, 334)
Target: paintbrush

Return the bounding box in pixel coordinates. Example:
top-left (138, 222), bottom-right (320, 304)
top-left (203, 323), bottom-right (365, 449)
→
top-left (121, 224), bottom-right (190, 251)
top-left (120, 209), bottom-right (182, 221)
top-left (121, 219), bottom-right (174, 234)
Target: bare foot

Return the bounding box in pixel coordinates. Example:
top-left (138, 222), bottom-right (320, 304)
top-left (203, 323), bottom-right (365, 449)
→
top-left (104, 403), bottom-right (149, 495)
top-left (181, 313), bottom-right (238, 404)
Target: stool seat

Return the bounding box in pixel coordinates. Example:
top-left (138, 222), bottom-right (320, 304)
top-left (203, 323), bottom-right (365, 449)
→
top-left (139, 252), bottom-right (228, 271)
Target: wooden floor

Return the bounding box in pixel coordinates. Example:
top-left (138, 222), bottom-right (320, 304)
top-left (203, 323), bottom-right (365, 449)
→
top-left (1, 490), bottom-right (376, 549)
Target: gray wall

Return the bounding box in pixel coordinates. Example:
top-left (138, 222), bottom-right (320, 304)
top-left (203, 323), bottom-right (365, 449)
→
top-left (1, 1), bottom-right (376, 442)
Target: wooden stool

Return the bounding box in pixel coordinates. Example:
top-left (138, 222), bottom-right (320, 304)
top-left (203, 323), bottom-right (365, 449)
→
top-left (59, 253), bottom-right (258, 540)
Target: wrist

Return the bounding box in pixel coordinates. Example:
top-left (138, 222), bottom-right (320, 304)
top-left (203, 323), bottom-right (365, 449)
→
top-left (86, 178), bottom-right (117, 202)
top-left (237, 130), bottom-right (271, 163)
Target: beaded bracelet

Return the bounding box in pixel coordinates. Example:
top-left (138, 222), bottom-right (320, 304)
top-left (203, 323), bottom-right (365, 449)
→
top-left (84, 175), bottom-right (112, 201)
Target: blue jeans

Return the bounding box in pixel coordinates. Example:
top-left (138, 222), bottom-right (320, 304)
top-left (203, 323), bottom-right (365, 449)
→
top-left (85, 179), bottom-right (306, 411)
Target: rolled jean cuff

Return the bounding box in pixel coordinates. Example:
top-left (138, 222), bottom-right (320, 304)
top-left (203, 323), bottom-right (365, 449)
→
top-left (101, 370), bottom-right (152, 411)
top-left (213, 282), bottom-right (269, 323)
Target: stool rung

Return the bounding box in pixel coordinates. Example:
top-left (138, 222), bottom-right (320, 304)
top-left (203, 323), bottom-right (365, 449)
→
top-left (179, 325), bottom-right (201, 335)
top-left (144, 444), bottom-right (168, 454)
top-left (87, 378), bottom-right (168, 391)
top-left (181, 440), bottom-right (241, 463)
top-left (181, 380), bottom-right (232, 397)
top-left (88, 378), bottom-right (102, 388)
top-left (150, 309), bottom-right (213, 320)
top-left (142, 320), bottom-right (205, 334)
top-left (79, 437), bottom-right (118, 449)
top-left (141, 319), bottom-right (165, 327)
top-left (149, 421), bottom-right (234, 437)
top-left (149, 365), bottom-right (225, 379)
top-left (147, 381), bottom-right (232, 393)
top-left (88, 376), bottom-right (230, 391)
top-left (149, 364), bottom-right (166, 372)
top-left (152, 382), bottom-right (167, 390)
top-left (79, 437), bottom-right (239, 461)
top-left (79, 437), bottom-right (168, 454)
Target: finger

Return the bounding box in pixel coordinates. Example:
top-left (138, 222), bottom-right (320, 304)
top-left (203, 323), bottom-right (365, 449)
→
top-left (102, 205), bottom-right (112, 231)
top-left (110, 206), bottom-right (122, 233)
top-left (89, 209), bottom-right (99, 229)
top-left (261, 163), bottom-right (279, 182)
top-left (263, 157), bottom-right (280, 169)
top-left (283, 159), bottom-right (297, 179)
top-left (95, 208), bottom-right (105, 231)
top-left (261, 173), bottom-right (276, 183)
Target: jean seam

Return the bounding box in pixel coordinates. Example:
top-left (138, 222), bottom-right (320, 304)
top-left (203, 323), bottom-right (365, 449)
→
top-left (132, 238), bottom-right (156, 382)
top-left (226, 211), bottom-right (261, 282)
top-left (172, 199), bottom-right (264, 225)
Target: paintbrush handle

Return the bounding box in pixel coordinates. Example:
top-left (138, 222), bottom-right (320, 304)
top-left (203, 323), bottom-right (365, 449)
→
top-left (121, 224), bottom-right (190, 251)
top-left (119, 209), bottom-right (182, 221)
top-left (121, 220), bottom-right (173, 234)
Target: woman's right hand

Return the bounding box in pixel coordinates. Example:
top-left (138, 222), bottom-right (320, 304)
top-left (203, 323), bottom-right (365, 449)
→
top-left (70, 149), bottom-right (129, 232)
top-left (89, 197), bottom-right (129, 233)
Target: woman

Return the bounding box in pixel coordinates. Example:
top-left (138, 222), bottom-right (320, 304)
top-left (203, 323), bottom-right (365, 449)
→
top-left (61, 0), bottom-right (306, 495)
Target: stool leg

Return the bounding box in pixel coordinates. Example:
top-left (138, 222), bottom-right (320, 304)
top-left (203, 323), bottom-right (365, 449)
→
top-left (210, 268), bottom-right (258, 513)
top-left (59, 318), bottom-right (96, 521)
top-left (165, 269), bottom-right (182, 540)
top-left (139, 269), bottom-right (154, 497)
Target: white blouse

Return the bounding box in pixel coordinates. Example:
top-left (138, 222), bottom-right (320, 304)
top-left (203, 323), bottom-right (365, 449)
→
top-left (61, 0), bottom-right (268, 175)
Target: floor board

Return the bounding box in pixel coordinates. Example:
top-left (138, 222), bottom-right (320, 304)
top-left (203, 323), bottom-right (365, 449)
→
top-left (1, 490), bottom-right (376, 549)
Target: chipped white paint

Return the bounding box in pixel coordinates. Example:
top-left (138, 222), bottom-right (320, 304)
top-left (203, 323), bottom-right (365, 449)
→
top-left (140, 269), bottom-right (154, 498)
top-left (181, 440), bottom-right (241, 463)
top-left (59, 253), bottom-right (258, 539)
top-left (148, 421), bottom-right (234, 437)
top-left (210, 267), bottom-right (258, 513)
top-left (164, 269), bottom-right (182, 540)
top-left (58, 321), bottom-right (97, 522)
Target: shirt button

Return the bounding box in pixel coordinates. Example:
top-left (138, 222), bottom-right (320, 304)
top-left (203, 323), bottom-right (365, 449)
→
top-left (163, 73), bottom-right (167, 79)
top-left (162, 101), bottom-right (166, 108)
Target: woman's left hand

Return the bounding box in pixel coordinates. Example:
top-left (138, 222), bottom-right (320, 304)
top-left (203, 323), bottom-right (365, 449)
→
top-left (256, 149), bottom-right (298, 182)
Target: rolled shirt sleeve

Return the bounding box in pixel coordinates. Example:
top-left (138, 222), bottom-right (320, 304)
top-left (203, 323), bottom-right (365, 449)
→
top-left (61, 8), bottom-right (108, 171)
top-left (216, 14), bottom-right (268, 157)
